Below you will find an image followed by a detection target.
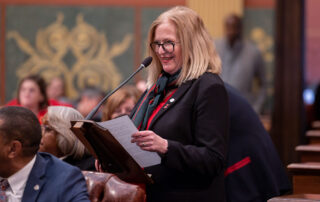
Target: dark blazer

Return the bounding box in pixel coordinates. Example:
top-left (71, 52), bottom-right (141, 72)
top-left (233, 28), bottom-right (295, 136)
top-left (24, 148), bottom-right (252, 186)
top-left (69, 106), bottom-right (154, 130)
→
top-left (64, 154), bottom-right (96, 171)
top-left (22, 152), bottom-right (90, 202)
top-left (225, 84), bottom-right (291, 202)
top-left (132, 72), bottom-right (229, 202)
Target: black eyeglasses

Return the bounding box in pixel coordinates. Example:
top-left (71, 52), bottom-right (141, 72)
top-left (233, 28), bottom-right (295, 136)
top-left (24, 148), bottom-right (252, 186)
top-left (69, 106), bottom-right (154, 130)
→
top-left (150, 41), bottom-right (179, 53)
top-left (41, 124), bottom-right (55, 133)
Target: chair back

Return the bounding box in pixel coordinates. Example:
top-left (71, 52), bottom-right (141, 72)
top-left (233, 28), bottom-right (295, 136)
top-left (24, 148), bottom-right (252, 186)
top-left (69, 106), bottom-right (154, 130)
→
top-left (82, 171), bottom-right (146, 202)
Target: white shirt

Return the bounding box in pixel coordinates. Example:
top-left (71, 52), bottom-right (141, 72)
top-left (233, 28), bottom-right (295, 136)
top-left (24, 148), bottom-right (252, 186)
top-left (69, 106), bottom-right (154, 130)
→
top-left (5, 155), bottom-right (36, 202)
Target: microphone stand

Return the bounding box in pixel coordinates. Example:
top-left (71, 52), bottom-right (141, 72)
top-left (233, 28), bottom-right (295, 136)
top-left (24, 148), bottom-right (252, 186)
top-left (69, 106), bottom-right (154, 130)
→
top-left (86, 57), bottom-right (152, 120)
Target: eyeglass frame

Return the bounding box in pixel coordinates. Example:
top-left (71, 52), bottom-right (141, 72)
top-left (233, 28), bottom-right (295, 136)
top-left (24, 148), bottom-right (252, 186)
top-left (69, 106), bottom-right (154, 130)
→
top-left (150, 41), bottom-right (180, 53)
top-left (41, 124), bottom-right (56, 133)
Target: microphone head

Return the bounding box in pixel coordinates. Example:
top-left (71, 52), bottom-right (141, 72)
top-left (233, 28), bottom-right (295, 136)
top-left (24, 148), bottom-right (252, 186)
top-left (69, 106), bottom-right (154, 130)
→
top-left (142, 56), bottom-right (153, 68)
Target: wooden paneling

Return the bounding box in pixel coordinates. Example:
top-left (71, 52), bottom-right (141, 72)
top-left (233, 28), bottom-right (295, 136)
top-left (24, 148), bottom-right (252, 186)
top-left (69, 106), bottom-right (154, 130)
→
top-left (187, 0), bottom-right (243, 38)
top-left (245, 0), bottom-right (275, 8)
top-left (312, 121), bottom-right (320, 129)
top-left (306, 130), bottom-right (320, 144)
top-left (293, 175), bottom-right (320, 194)
top-left (0, 0), bottom-right (185, 6)
top-left (288, 162), bottom-right (320, 194)
top-left (271, 0), bottom-right (304, 167)
top-left (305, 0), bottom-right (320, 85)
top-left (296, 145), bottom-right (320, 162)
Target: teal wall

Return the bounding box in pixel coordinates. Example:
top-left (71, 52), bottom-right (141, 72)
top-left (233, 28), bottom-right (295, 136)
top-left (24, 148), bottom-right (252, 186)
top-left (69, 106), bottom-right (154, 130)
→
top-left (5, 5), bottom-right (167, 101)
top-left (244, 8), bottom-right (275, 114)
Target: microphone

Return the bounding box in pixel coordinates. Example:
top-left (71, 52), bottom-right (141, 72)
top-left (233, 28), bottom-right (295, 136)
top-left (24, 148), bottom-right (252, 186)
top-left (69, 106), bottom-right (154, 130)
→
top-left (85, 56), bottom-right (153, 120)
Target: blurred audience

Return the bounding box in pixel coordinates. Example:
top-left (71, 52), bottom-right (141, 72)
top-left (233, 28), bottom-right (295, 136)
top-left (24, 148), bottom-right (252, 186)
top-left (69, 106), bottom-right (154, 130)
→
top-left (47, 76), bottom-right (65, 101)
top-left (215, 14), bottom-right (267, 114)
top-left (102, 85), bottom-right (141, 121)
top-left (0, 106), bottom-right (89, 201)
top-left (76, 87), bottom-right (105, 121)
top-left (135, 79), bottom-right (148, 93)
top-left (47, 76), bottom-right (73, 106)
top-left (39, 106), bottom-right (95, 171)
top-left (6, 75), bottom-right (50, 122)
top-left (6, 74), bottom-right (72, 122)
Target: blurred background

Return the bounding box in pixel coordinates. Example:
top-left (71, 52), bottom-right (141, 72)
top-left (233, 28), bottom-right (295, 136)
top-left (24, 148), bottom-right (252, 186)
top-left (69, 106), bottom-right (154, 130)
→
top-left (0, 0), bottom-right (318, 168)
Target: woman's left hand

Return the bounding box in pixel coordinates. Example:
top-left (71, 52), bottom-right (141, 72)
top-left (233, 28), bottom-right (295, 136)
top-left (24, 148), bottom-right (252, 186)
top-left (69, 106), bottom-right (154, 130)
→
top-left (131, 130), bottom-right (168, 154)
top-left (95, 159), bottom-right (103, 172)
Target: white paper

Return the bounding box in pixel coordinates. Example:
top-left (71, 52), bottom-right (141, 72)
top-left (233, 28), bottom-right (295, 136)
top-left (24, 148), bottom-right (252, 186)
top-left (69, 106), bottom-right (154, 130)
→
top-left (98, 115), bottom-right (161, 168)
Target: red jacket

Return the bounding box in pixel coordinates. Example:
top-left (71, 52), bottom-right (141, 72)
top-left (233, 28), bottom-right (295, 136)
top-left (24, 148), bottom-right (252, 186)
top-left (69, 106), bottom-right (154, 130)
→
top-left (6, 99), bottom-right (73, 123)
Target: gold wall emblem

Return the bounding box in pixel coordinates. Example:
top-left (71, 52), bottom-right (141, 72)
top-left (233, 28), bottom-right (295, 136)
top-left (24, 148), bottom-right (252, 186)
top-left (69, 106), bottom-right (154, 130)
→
top-left (250, 27), bottom-right (274, 63)
top-left (7, 13), bottom-right (133, 99)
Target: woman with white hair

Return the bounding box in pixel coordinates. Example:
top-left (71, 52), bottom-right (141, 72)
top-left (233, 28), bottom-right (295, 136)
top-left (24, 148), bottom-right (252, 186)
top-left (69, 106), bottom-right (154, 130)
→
top-left (39, 106), bottom-right (95, 170)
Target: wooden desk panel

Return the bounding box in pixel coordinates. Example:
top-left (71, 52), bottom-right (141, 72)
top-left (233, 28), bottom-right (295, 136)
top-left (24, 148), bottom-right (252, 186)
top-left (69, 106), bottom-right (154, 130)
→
top-left (268, 194), bottom-right (320, 201)
top-left (295, 145), bottom-right (320, 162)
top-left (292, 175), bottom-right (320, 194)
top-left (312, 121), bottom-right (320, 130)
top-left (288, 163), bottom-right (320, 194)
top-left (306, 130), bottom-right (320, 145)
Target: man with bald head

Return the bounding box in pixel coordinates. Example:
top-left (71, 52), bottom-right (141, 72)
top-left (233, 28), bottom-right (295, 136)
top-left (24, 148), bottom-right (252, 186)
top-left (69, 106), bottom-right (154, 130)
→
top-left (0, 106), bottom-right (89, 202)
top-left (215, 14), bottom-right (267, 114)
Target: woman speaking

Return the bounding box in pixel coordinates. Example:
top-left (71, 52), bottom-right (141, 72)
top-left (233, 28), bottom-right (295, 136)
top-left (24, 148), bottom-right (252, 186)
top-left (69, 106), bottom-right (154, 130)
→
top-left (131, 6), bottom-right (229, 202)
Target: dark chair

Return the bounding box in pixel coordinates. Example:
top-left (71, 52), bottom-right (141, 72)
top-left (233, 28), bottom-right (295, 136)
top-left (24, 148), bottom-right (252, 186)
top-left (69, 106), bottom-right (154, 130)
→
top-left (82, 171), bottom-right (146, 202)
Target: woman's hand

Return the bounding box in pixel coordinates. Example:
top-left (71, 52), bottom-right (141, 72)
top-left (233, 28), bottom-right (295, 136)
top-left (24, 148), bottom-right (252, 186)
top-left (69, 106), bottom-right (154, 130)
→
top-left (95, 159), bottom-right (103, 172)
top-left (131, 130), bottom-right (168, 154)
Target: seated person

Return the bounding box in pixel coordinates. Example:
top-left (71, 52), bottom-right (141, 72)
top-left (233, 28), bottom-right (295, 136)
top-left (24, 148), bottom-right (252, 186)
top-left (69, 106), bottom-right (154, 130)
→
top-left (6, 74), bottom-right (72, 123)
top-left (6, 75), bottom-right (50, 122)
top-left (95, 85), bottom-right (141, 173)
top-left (102, 85), bottom-right (141, 121)
top-left (39, 106), bottom-right (95, 171)
top-left (0, 106), bottom-right (89, 202)
top-left (225, 84), bottom-right (291, 202)
top-left (46, 76), bottom-right (73, 106)
top-left (76, 87), bottom-right (105, 121)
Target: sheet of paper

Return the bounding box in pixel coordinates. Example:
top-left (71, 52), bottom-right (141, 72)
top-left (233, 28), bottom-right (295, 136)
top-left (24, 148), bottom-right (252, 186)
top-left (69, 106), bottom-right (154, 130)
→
top-left (98, 115), bottom-right (161, 168)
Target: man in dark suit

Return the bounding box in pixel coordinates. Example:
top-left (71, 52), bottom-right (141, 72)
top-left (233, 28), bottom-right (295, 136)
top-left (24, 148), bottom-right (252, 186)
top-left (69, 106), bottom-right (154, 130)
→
top-left (225, 84), bottom-right (291, 202)
top-left (0, 106), bottom-right (89, 202)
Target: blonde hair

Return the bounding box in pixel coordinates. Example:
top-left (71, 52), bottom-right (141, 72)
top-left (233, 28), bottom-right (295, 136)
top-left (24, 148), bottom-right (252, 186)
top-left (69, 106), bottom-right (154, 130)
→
top-left (147, 6), bottom-right (221, 88)
top-left (102, 85), bottom-right (141, 121)
top-left (45, 106), bottom-right (87, 159)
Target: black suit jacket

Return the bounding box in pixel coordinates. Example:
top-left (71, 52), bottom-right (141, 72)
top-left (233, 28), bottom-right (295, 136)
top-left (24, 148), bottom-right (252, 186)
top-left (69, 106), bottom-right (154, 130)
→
top-left (132, 72), bottom-right (229, 202)
top-left (225, 84), bottom-right (291, 202)
top-left (63, 154), bottom-right (95, 171)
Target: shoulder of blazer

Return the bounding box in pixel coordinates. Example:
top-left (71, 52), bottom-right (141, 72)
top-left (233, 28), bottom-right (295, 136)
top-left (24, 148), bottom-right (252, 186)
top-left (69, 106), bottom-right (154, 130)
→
top-left (187, 73), bottom-right (225, 94)
top-left (22, 153), bottom-right (49, 202)
top-left (195, 72), bottom-right (224, 85)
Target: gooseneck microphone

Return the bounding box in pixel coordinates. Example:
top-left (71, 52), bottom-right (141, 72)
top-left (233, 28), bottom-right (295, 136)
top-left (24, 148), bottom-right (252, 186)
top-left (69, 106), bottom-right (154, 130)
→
top-left (85, 56), bottom-right (153, 120)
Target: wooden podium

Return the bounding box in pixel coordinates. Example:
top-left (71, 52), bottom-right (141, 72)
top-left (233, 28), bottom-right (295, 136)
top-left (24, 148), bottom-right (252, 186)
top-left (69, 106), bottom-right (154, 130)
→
top-left (71, 120), bottom-right (153, 184)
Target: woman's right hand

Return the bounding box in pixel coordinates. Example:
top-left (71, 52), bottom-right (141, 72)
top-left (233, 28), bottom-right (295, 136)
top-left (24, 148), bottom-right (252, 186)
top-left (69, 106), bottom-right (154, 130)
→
top-left (131, 130), bottom-right (168, 154)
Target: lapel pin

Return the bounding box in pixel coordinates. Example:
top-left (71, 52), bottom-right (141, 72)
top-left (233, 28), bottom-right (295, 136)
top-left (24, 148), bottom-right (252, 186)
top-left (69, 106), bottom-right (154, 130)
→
top-left (169, 98), bottom-right (175, 103)
top-left (34, 184), bottom-right (39, 191)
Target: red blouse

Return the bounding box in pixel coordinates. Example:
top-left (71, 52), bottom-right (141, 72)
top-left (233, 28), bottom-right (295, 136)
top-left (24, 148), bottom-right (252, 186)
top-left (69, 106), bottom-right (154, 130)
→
top-left (5, 99), bottom-right (73, 123)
